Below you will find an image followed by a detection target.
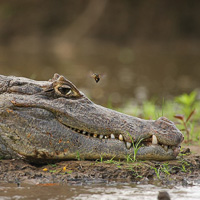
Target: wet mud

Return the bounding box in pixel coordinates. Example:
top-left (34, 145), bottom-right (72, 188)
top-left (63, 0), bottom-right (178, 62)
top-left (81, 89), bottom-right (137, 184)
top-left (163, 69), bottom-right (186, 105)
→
top-left (0, 147), bottom-right (200, 187)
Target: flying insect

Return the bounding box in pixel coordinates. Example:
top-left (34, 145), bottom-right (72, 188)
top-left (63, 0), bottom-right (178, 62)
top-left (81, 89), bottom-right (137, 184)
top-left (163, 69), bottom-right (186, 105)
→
top-left (90, 72), bottom-right (102, 83)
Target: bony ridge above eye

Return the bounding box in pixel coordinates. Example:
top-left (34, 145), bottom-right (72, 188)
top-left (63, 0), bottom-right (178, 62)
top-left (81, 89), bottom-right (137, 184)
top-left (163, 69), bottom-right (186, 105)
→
top-left (50, 76), bottom-right (83, 98)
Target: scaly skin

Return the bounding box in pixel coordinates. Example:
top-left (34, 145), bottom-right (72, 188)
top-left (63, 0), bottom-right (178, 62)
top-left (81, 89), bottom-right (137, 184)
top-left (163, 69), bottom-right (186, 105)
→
top-left (0, 74), bottom-right (184, 162)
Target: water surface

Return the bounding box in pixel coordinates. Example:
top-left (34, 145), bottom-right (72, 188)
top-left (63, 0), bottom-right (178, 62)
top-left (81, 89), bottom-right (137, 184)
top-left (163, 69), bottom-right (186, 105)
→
top-left (0, 182), bottom-right (200, 200)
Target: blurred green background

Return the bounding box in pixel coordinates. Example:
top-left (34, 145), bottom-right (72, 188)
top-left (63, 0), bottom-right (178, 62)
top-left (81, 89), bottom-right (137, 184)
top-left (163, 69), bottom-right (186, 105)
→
top-left (0, 0), bottom-right (200, 106)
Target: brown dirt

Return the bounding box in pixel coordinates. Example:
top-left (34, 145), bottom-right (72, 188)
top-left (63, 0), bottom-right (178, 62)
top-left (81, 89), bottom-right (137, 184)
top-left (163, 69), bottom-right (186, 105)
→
top-left (0, 146), bottom-right (200, 186)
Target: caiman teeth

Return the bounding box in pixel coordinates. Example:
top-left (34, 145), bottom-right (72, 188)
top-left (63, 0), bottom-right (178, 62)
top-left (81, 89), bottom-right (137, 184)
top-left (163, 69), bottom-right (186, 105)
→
top-left (111, 134), bottom-right (115, 139)
top-left (99, 135), bottom-right (103, 139)
top-left (119, 134), bottom-right (124, 141)
top-left (164, 145), bottom-right (168, 151)
top-left (126, 142), bottom-right (132, 149)
top-left (69, 127), bottom-right (178, 152)
top-left (152, 135), bottom-right (158, 145)
top-left (69, 126), bottom-right (178, 151)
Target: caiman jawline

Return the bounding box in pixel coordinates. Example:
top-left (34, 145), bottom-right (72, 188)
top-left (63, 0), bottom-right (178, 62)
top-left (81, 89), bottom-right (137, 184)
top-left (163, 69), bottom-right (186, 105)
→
top-left (65, 124), bottom-right (180, 152)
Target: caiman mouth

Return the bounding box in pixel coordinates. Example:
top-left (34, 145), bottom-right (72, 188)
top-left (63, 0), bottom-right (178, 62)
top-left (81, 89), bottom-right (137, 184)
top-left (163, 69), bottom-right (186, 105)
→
top-left (65, 124), bottom-right (181, 153)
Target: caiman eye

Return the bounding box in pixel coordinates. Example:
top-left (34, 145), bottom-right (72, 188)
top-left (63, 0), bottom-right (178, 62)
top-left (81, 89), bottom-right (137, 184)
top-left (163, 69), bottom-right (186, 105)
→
top-left (52, 76), bottom-right (82, 98)
top-left (58, 86), bottom-right (72, 95)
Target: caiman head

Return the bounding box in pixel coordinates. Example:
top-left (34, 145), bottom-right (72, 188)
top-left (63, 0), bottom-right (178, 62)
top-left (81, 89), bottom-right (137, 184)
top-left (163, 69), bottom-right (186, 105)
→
top-left (0, 73), bottom-right (184, 162)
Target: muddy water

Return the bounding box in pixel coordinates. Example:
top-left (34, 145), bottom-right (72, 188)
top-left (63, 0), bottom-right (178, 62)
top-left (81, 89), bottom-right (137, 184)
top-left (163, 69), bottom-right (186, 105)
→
top-left (0, 182), bottom-right (200, 200)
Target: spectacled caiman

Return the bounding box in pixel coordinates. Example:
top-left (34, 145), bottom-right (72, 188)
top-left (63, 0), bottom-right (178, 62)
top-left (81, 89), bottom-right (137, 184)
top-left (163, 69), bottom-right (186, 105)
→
top-left (0, 73), bottom-right (184, 162)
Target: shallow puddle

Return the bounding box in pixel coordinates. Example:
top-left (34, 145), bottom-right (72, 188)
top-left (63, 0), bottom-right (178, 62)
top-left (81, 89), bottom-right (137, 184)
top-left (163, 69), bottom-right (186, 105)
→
top-left (0, 182), bottom-right (200, 200)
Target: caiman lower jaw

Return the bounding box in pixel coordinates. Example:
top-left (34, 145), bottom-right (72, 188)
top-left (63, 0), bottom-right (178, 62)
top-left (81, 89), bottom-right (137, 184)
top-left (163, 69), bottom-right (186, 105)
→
top-left (66, 125), bottom-right (180, 154)
top-left (141, 135), bottom-right (181, 156)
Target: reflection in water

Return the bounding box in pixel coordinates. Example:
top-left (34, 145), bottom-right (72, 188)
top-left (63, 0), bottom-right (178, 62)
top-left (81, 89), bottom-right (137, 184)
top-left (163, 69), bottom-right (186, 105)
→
top-left (0, 183), bottom-right (200, 200)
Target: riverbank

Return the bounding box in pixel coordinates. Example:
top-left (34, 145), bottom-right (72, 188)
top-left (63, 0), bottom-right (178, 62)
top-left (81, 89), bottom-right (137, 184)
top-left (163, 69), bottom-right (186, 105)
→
top-left (0, 146), bottom-right (199, 187)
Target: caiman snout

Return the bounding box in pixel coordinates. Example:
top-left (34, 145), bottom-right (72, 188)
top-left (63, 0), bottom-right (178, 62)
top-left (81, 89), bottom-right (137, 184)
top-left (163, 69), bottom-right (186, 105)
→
top-left (152, 117), bottom-right (184, 146)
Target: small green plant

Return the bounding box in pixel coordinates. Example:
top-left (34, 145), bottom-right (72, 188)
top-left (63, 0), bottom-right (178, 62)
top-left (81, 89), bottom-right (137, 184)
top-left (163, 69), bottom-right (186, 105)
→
top-left (150, 163), bottom-right (171, 179)
top-left (133, 138), bottom-right (144, 162)
top-left (66, 170), bottom-right (73, 174)
top-left (48, 163), bottom-right (57, 167)
top-left (136, 174), bottom-right (143, 178)
top-left (76, 151), bottom-right (81, 161)
top-left (104, 156), bottom-right (116, 164)
top-left (49, 169), bottom-right (58, 173)
top-left (100, 155), bottom-right (104, 163)
top-left (151, 166), bottom-right (160, 179)
top-left (160, 163), bottom-right (170, 176)
top-left (127, 166), bottom-right (143, 178)
top-left (117, 165), bottom-right (122, 169)
top-left (126, 154), bottom-right (133, 162)
top-left (181, 164), bottom-right (187, 172)
top-left (127, 132), bottom-right (144, 162)
top-left (178, 159), bottom-right (190, 173)
top-left (175, 91), bottom-right (197, 116)
top-left (174, 91), bottom-right (197, 142)
top-left (174, 109), bottom-right (195, 142)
